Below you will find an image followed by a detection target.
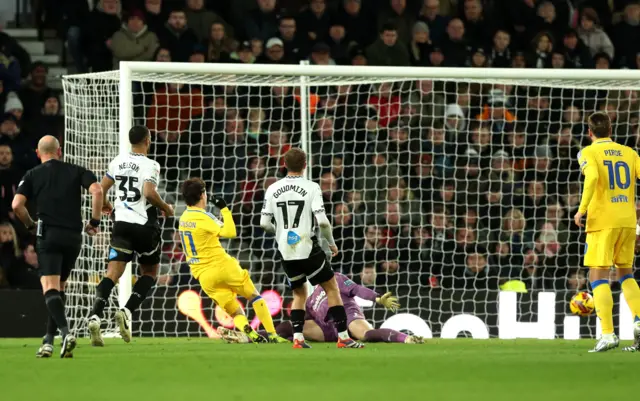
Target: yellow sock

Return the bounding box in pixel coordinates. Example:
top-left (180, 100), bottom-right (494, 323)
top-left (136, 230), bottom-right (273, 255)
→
top-left (233, 314), bottom-right (250, 332)
top-left (592, 280), bottom-right (614, 335)
top-left (620, 274), bottom-right (640, 323)
top-left (252, 298), bottom-right (276, 334)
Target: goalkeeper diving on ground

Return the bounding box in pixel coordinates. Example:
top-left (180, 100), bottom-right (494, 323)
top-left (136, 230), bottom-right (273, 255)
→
top-left (178, 178), bottom-right (287, 343)
top-left (218, 272), bottom-right (425, 344)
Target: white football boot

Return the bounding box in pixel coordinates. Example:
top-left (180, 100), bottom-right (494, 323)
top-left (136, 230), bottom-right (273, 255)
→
top-left (589, 333), bottom-right (619, 353)
top-left (115, 308), bottom-right (132, 343)
top-left (88, 315), bottom-right (104, 347)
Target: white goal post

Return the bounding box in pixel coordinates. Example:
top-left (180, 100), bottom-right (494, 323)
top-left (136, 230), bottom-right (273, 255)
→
top-left (63, 62), bottom-right (640, 339)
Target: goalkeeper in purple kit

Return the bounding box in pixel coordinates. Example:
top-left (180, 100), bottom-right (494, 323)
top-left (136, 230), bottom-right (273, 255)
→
top-left (219, 273), bottom-right (424, 344)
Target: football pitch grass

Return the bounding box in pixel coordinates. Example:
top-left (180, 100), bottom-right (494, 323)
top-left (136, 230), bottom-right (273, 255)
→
top-left (1, 338), bottom-right (636, 401)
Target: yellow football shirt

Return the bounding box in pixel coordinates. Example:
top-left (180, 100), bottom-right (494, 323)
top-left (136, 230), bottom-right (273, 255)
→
top-left (178, 206), bottom-right (237, 279)
top-left (577, 138), bottom-right (640, 232)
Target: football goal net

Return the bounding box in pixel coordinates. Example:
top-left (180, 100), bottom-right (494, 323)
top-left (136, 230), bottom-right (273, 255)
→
top-left (62, 62), bottom-right (640, 340)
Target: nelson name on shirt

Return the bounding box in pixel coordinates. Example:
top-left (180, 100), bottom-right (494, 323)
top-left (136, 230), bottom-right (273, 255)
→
top-left (118, 161), bottom-right (140, 173)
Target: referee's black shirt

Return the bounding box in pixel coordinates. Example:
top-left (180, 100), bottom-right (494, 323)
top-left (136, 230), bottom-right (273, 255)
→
top-left (16, 159), bottom-right (97, 232)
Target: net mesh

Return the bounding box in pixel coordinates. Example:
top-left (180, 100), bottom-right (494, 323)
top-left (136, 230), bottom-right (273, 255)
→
top-left (63, 68), bottom-right (640, 338)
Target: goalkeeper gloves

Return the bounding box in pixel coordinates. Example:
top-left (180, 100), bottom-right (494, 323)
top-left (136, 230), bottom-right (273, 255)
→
top-left (376, 292), bottom-right (400, 312)
top-left (213, 197), bottom-right (228, 210)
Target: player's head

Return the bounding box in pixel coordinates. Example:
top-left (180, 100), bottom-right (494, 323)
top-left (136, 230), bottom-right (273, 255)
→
top-left (284, 148), bottom-right (307, 174)
top-left (587, 112), bottom-right (612, 139)
top-left (129, 125), bottom-right (151, 151)
top-left (36, 135), bottom-right (61, 161)
top-left (182, 177), bottom-right (207, 207)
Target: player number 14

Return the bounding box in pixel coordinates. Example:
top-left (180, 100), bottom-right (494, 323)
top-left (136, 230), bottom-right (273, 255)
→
top-left (603, 160), bottom-right (631, 190)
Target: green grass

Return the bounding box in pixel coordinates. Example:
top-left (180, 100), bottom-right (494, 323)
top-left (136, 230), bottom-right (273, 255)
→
top-left (0, 338), bottom-right (637, 401)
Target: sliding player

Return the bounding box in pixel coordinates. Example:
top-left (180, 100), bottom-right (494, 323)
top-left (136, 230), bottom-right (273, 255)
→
top-left (574, 112), bottom-right (640, 352)
top-left (179, 178), bottom-right (287, 343)
top-left (88, 126), bottom-right (174, 346)
top-left (260, 148), bottom-right (363, 348)
top-left (219, 273), bottom-right (424, 344)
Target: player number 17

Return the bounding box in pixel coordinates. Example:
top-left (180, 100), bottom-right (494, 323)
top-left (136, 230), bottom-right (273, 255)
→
top-left (603, 160), bottom-right (631, 190)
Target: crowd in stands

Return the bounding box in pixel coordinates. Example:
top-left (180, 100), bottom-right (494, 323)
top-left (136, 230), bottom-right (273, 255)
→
top-left (2, 0), bottom-right (640, 294)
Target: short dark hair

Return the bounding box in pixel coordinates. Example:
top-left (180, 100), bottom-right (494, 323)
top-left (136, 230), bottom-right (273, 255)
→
top-left (182, 178), bottom-right (206, 206)
top-left (284, 148), bottom-right (307, 173)
top-left (129, 125), bottom-right (150, 145)
top-left (588, 112), bottom-right (612, 138)
top-left (380, 22), bottom-right (397, 33)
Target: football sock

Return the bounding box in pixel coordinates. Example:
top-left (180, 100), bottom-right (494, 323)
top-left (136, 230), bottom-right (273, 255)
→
top-left (291, 309), bottom-right (305, 341)
top-left (44, 291), bottom-right (65, 345)
top-left (44, 289), bottom-right (69, 338)
top-left (91, 277), bottom-right (115, 318)
top-left (363, 329), bottom-right (407, 343)
top-left (233, 314), bottom-right (250, 332)
top-left (592, 279), bottom-right (614, 335)
top-left (328, 305), bottom-right (349, 340)
top-left (125, 275), bottom-right (155, 313)
top-left (620, 274), bottom-right (640, 323)
top-left (250, 296), bottom-right (276, 334)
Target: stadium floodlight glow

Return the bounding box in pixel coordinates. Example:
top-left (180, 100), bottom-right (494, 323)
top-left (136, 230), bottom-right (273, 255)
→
top-left (63, 62), bottom-right (640, 338)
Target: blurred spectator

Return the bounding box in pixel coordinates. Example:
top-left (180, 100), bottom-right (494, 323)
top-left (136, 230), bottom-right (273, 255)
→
top-left (368, 82), bottom-right (401, 127)
top-left (0, 111), bottom-right (36, 171)
top-left (85, 0), bottom-right (122, 72)
top-left (378, 0), bottom-right (415, 45)
top-left (0, 25), bottom-right (31, 80)
top-left (0, 145), bottom-right (22, 221)
top-left (143, 0), bottom-right (166, 34)
top-left (0, 40), bottom-right (22, 93)
top-left (562, 29), bottom-right (593, 68)
top-left (337, 0), bottom-right (376, 47)
top-left (418, 0), bottom-right (448, 44)
top-left (578, 7), bottom-right (615, 60)
top-left (230, 40), bottom-right (256, 63)
top-left (278, 14), bottom-right (306, 62)
top-left (462, 0), bottom-right (491, 47)
top-left (6, 243), bottom-right (40, 289)
top-left (409, 21), bottom-right (433, 66)
top-left (260, 37), bottom-right (287, 63)
top-left (205, 22), bottom-right (236, 62)
top-left (157, 8), bottom-right (199, 62)
top-left (366, 23), bottom-right (410, 67)
top-left (441, 18), bottom-right (467, 67)
top-left (526, 31), bottom-right (553, 68)
top-left (308, 42), bottom-right (335, 65)
top-left (0, 222), bottom-right (20, 276)
top-left (32, 94), bottom-right (64, 147)
top-left (490, 30), bottom-right (512, 68)
top-left (298, 0), bottom-right (331, 43)
top-left (111, 10), bottom-right (159, 68)
top-left (185, 0), bottom-right (232, 43)
top-left (613, 3), bottom-right (640, 67)
top-left (17, 62), bottom-right (53, 121)
top-left (326, 20), bottom-right (349, 64)
top-left (245, 0), bottom-right (279, 42)
top-left (535, 1), bottom-right (565, 41)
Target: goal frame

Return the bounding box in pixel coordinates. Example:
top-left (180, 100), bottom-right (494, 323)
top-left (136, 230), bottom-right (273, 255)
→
top-left (111, 61), bottom-right (640, 326)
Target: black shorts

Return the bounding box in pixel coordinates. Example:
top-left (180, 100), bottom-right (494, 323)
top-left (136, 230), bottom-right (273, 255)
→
top-left (36, 226), bottom-right (82, 281)
top-left (281, 243), bottom-right (334, 289)
top-left (109, 221), bottom-right (160, 265)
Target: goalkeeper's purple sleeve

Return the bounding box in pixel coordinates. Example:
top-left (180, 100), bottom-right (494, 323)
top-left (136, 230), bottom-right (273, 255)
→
top-left (336, 272), bottom-right (377, 302)
top-left (364, 329), bottom-right (408, 343)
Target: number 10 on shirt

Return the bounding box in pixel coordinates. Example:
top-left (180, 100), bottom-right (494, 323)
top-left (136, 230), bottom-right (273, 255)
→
top-left (603, 160), bottom-right (631, 190)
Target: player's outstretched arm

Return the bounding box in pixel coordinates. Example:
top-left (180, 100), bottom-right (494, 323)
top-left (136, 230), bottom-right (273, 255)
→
top-left (213, 197), bottom-right (236, 238)
top-left (143, 181), bottom-right (174, 217)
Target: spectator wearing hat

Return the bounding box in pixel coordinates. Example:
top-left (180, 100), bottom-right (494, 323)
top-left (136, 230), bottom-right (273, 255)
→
top-left (85, 0), bottom-right (122, 72)
top-left (157, 8), bottom-right (199, 62)
top-left (562, 29), bottom-right (593, 68)
top-left (366, 23), bottom-right (410, 67)
top-left (417, 0), bottom-right (448, 44)
top-left (185, 0), bottom-right (233, 43)
top-left (441, 18), bottom-right (467, 67)
top-left (468, 47), bottom-right (488, 67)
top-left (277, 15), bottom-right (306, 63)
top-left (461, 0), bottom-right (492, 47)
top-left (337, 0), bottom-right (376, 47)
top-left (377, 0), bottom-right (415, 45)
top-left (613, 3), bottom-right (640, 68)
top-left (17, 62), bottom-right (53, 121)
top-left (4, 92), bottom-right (23, 125)
top-left (259, 37), bottom-right (289, 64)
top-left (110, 10), bottom-right (159, 69)
top-left (526, 31), bottom-right (553, 68)
top-left (490, 30), bottom-right (512, 68)
top-left (204, 22), bottom-right (236, 62)
top-left (298, 0), bottom-right (331, 43)
top-left (409, 21), bottom-right (433, 66)
top-left (244, 0), bottom-right (279, 42)
top-left (444, 103), bottom-right (466, 137)
top-left (578, 7), bottom-right (614, 60)
top-left (350, 47), bottom-right (367, 65)
top-left (308, 42), bottom-right (335, 65)
top-left (189, 44), bottom-right (207, 63)
top-left (428, 47), bottom-right (446, 66)
top-left (230, 41), bottom-right (256, 64)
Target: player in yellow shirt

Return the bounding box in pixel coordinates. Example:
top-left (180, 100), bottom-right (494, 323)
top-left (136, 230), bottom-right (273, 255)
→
top-left (575, 112), bottom-right (640, 352)
top-left (179, 178), bottom-right (287, 343)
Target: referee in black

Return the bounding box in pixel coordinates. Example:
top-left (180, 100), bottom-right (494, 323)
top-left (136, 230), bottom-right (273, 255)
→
top-left (12, 135), bottom-right (103, 358)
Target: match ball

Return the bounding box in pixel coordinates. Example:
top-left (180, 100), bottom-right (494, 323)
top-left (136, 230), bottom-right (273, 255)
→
top-left (570, 292), bottom-right (595, 316)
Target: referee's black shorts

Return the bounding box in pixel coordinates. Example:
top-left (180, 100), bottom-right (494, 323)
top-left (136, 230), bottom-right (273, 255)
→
top-left (36, 226), bottom-right (82, 281)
